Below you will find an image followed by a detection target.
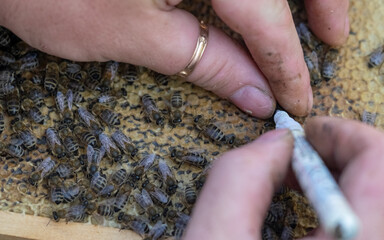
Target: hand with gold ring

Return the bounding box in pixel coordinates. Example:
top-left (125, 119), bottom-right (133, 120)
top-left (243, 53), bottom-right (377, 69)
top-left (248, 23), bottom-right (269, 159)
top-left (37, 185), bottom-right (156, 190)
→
top-left (0, 0), bottom-right (349, 118)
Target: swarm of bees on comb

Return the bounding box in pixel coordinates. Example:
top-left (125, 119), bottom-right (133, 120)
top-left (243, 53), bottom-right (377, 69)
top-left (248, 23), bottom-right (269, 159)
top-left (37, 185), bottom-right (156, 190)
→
top-left (0, 0), bottom-right (383, 239)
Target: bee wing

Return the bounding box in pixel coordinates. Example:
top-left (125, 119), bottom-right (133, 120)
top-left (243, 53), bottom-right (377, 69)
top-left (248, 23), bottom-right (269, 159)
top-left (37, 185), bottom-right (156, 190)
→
top-left (158, 159), bottom-right (172, 181)
top-left (150, 188), bottom-right (168, 204)
top-left (87, 145), bottom-right (95, 165)
top-left (141, 189), bottom-right (154, 207)
top-left (66, 89), bottom-right (73, 110)
top-left (139, 153), bottom-right (156, 171)
top-left (10, 135), bottom-right (24, 146)
top-left (56, 91), bottom-right (66, 113)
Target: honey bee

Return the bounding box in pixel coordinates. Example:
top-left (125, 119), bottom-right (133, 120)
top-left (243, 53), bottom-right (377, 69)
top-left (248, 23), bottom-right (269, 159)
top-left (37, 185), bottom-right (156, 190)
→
top-left (157, 159), bottom-right (178, 195)
top-left (147, 186), bottom-right (169, 206)
top-left (368, 45), bottom-right (384, 69)
top-left (171, 148), bottom-right (208, 168)
top-left (51, 185), bottom-right (81, 204)
top-left (73, 125), bottom-right (97, 147)
top-left (92, 103), bottom-right (121, 126)
top-left (87, 145), bottom-right (105, 177)
top-left (322, 48), bottom-right (339, 81)
top-left (55, 163), bottom-right (75, 179)
top-left (0, 79), bottom-right (15, 97)
top-left (90, 171), bottom-right (108, 194)
top-left (59, 62), bottom-right (86, 81)
top-left (141, 94), bottom-right (164, 127)
top-left (0, 109), bottom-right (4, 135)
top-left (97, 203), bottom-right (115, 218)
top-left (18, 129), bottom-right (37, 150)
top-left (0, 142), bottom-right (24, 158)
top-left (37, 157), bottom-right (56, 179)
top-left (262, 225), bottom-right (279, 240)
top-left (103, 61), bottom-right (119, 82)
top-left (303, 46), bottom-right (322, 87)
top-left (29, 107), bottom-right (45, 124)
top-left (361, 110), bottom-right (377, 126)
top-left (0, 69), bottom-right (15, 82)
top-left (167, 90), bottom-right (186, 125)
top-left (0, 50), bottom-right (16, 66)
top-left (134, 189), bottom-right (160, 223)
top-left (264, 202), bottom-right (284, 224)
top-left (194, 115), bottom-right (236, 145)
top-left (111, 168), bottom-right (128, 186)
top-left (28, 87), bottom-right (45, 108)
top-left (296, 23), bottom-right (321, 50)
top-left (56, 91), bottom-right (73, 124)
top-left (184, 185), bottom-right (197, 205)
top-left (149, 221), bottom-right (167, 240)
top-left (0, 26), bottom-right (11, 46)
top-left (98, 133), bottom-right (122, 162)
top-left (6, 89), bottom-right (20, 116)
top-left (44, 62), bottom-right (59, 93)
top-left (71, 90), bottom-right (85, 104)
top-left (121, 64), bottom-right (138, 85)
top-left (50, 187), bottom-right (65, 204)
top-left (77, 107), bottom-right (100, 130)
top-left (86, 62), bottom-right (102, 82)
top-left (111, 130), bottom-right (138, 157)
top-left (67, 79), bottom-right (86, 92)
top-left (153, 72), bottom-right (169, 86)
top-left (65, 205), bottom-right (87, 222)
top-left (15, 51), bottom-right (39, 71)
top-left (46, 128), bottom-right (66, 158)
top-left (10, 41), bottom-right (34, 57)
top-left (112, 192), bottom-right (129, 212)
top-left (98, 95), bottom-right (117, 108)
top-left (59, 126), bottom-right (79, 156)
top-left (128, 217), bottom-right (150, 236)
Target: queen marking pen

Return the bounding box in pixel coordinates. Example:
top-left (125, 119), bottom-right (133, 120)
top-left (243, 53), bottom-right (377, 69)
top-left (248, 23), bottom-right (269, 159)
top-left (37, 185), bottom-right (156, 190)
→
top-left (274, 110), bottom-right (360, 240)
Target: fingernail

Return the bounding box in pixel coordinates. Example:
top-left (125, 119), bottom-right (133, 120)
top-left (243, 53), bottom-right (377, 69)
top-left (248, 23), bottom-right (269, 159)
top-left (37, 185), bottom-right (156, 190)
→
top-left (257, 129), bottom-right (292, 143)
top-left (229, 86), bottom-right (275, 119)
top-left (344, 15), bottom-right (350, 39)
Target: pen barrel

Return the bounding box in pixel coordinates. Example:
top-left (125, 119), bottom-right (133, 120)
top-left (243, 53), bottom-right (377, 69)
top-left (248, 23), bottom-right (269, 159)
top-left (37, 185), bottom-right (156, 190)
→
top-left (291, 130), bottom-right (359, 240)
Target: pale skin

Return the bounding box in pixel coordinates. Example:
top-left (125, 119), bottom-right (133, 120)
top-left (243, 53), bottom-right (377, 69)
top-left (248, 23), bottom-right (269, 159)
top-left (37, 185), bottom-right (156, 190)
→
top-left (1, 1), bottom-right (366, 239)
top-left (0, 0), bottom-right (349, 118)
top-left (184, 117), bottom-right (384, 240)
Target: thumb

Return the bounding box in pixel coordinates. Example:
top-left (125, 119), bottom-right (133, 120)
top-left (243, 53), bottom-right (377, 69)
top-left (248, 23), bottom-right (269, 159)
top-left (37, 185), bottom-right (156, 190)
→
top-left (183, 129), bottom-right (293, 240)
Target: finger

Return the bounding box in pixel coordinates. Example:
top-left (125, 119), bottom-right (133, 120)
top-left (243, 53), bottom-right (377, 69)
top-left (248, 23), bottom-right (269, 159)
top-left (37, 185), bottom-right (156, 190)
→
top-left (304, 0), bottom-right (350, 46)
top-left (2, 0), bottom-right (276, 119)
top-left (304, 117), bottom-right (383, 171)
top-left (304, 117), bottom-right (384, 239)
top-left (212, 0), bottom-right (313, 117)
top-left (183, 129), bottom-right (293, 240)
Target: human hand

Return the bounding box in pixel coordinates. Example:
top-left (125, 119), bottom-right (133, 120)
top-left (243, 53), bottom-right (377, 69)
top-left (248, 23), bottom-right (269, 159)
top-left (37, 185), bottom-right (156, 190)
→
top-left (183, 117), bottom-right (384, 240)
top-left (0, 0), bottom-right (348, 118)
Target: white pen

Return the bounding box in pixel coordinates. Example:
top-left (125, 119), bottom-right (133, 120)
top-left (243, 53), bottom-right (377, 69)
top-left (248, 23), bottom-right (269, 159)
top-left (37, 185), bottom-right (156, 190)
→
top-left (274, 110), bottom-right (360, 240)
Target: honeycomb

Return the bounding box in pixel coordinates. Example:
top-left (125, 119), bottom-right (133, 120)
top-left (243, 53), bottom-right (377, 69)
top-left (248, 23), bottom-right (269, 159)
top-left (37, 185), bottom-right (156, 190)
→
top-left (0, 0), bottom-right (382, 239)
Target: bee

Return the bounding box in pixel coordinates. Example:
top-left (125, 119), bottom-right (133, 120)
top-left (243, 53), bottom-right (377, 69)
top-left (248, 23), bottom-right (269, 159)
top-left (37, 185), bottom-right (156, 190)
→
top-left (102, 61), bottom-right (119, 82)
top-left (262, 225), bottom-right (279, 240)
top-left (296, 23), bottom-right (321, 50)
top-left (0, 79), bottom-right (15, 97)
top-left (10, 41), bottom-right (34, 56)
top-left (98, 133), bottom-right (122, 162)
top-left (77, 107), bottom-right (101, 129)
top-left (0, 142), bottom-right (24, 158)
top-left (134, 189), bottom-right (160, 223)
top-left (128, 217), bottom-right (150, 236)
top-left (18, 129), bottom-right (37, 150)
top-left (59, 126), bottom-right (79, 156)
top-left (111, 130), bottom-right (138, 157)
top-left (0, 109), bottom-right (4, 135)
top-left (193, 115), bottom-right (235, 145)
top-left (66, 89), bottom-right (73, 110)
top-left (51, 210), bottom-right (66, 222)
top-left (6, 89), bottom-right (20, 116)
top-left (44, 62), bottom-right (59, 93)
top-left (87, 145), bottom-right (105, 177)
top-left (28, 171), bottom-right (41, 186)
top-left (74, 125), bottom-right (97, 147)
top-left (147, 186), bottom-right (169, 206)
top-left (0, 69), bottom-right (15, 82)
top-left (121, 64), bottom-right (138, 85)
top-left (29, 107), bottom-right (45, 124)
top-left (59, 62), bottom-right (86, 81)
top-left (0, 26), bottom-right (11, 46)
top-left (171, 148), bottom-right (208, 168)
top-left (86, 62), bottom-right (102, 82)
top-left (65, 205), bottom-right (87, 222)
top-left (46, 128), bottom-right (66, 158)
top-left (98, 94), bottom-right (117, 108)
top-left (141, 94), bottom-right (164, 127)
top-left (112, 192), bottom-right (129, 212)
top-left (149, 221), bottom-right (167, 240)
top-left (184, 185), bottom-right (197, 205)
top-left (153, 72), bottom-right (169, 86)
top-left (157, 159), bottom-right (178, 195)
top-left (0, 50), bottom-right (16, 66)
top-left (361, 110), bottom-right (377, 126)
top-left (67, 79), bottom-right (86, 92)
top-left (264, 202), bottom-right (284, 224)
top-left (71, 90), bottom-right (85, 104)
top-left (15, 51), bottom-right (39, 71)
top-left (56, 91), bottom-right (73, 124)
top-left (37, 157), bottom-right (56, 179)
top-left (368, 45), bottom-right (384, 69)
top-left (111, 168), bottom-right (128, 186)
top-left (92, 103), bottom-right (121, 126)
top-left (194, 172), bottom-right (207, 191)
top-left (90, 171), bottom-right (108, 194)
top-left (322, 48), bottom-right (339, 81)
top-left (303, 46), bottom-right (322, 87)
top-left (55, 163), bottom-right (75, 179)
top-left (31, 73), bottom-right (43, 85)
top-left (50, 187), bottom-right (65, 204)
top-left (167, 90), bottom-right (185, 125)
top-left (29, 87), bottom-right (45, 108)
top-left (97, 202), bottom-right (115, 217)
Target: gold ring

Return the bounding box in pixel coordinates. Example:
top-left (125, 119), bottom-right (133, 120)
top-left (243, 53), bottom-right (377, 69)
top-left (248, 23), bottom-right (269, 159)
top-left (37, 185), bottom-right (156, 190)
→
top-left (177, 21), bottom-right (209, 78)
